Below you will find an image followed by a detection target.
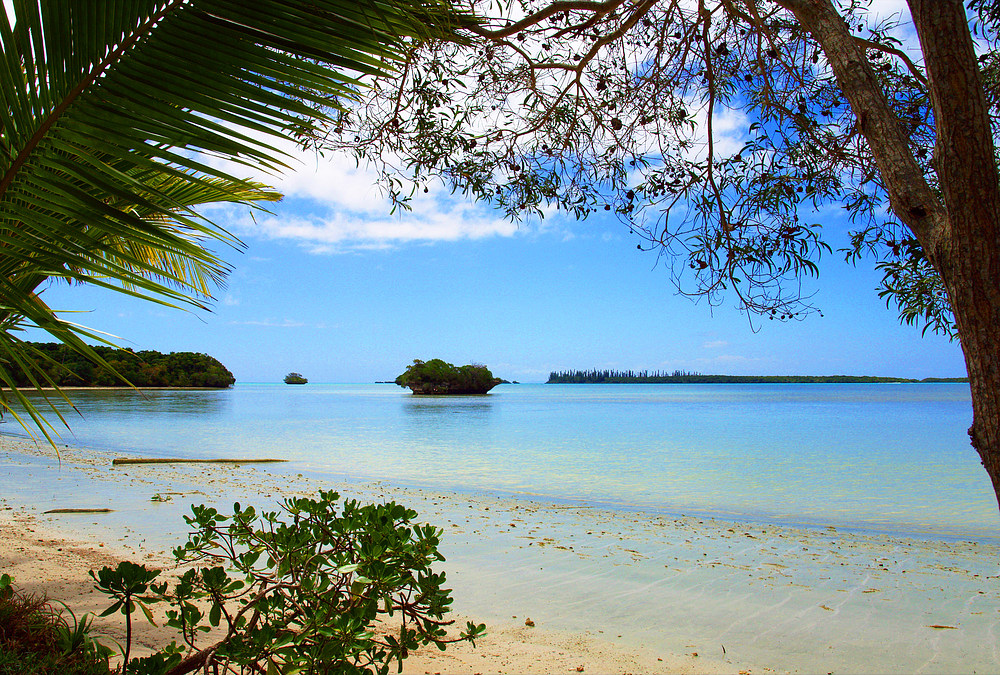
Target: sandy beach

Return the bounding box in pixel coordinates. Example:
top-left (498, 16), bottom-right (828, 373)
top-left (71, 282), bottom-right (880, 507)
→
top-left (2, 434), bottom-right (999, 673)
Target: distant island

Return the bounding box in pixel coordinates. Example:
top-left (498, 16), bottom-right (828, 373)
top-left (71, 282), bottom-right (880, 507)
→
top-left (284, 372), bottom-right (308, 385)
top-left (546, 369), bottom-right (968, 384)
top-left (12, 342), bottom-right (236, 388)
top-left (395, 359), bottom-right (502, 395)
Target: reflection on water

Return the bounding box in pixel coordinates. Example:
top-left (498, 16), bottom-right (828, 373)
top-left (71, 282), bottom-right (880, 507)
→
top-left (403, 396), bottom-right (495, 428)
top-left (25, 388), bottom-right (232, 417)
top-left (6, 382), bottom-right (998, 539)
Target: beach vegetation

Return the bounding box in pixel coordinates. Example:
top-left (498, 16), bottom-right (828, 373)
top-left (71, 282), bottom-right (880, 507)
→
top-left (318, 1), bottom-right (1000, 511)
top-left (89, 491), bottom-right (484, 675)
top-left (90, 562), bottom-right (162, 671)
top-left (0, 577), bottom-right (113, 675)
top-left (283, 372), bottom-right (309, 385)
top-left (395, 358), bottom-right (502, 394)
top-left (0, 0), bottom-right (465, 442)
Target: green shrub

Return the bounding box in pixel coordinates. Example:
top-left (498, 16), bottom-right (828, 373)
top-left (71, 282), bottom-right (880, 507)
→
top-left (2, 492), bottom-right (482, 675)
top-left (92, 491), bottom-right (484, 674)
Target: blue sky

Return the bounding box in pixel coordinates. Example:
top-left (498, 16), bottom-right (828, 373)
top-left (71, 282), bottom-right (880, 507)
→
top-left (27, 0), bottom-right (967, 384)
top-left (31, 181), bottom-right (965, 384)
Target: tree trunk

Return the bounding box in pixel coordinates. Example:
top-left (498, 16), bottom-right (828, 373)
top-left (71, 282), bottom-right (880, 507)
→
top-left (907, 0), bottom-right (1000, 509)
top-left (950, 277), bottom-right (1000, 503)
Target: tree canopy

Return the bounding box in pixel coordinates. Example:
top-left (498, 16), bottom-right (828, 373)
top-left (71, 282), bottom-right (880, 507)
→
top-left (322, 0), bottom-right (984, 334)
top-left (544, 368), bottom-right (961, 383)
top-left (10, 343), bottom-right (235, 388)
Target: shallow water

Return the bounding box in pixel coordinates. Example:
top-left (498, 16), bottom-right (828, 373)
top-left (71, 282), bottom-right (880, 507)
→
top-left (4, 439), bottom-right (999, 674)
top-left (11, 381), bottom-right (998, 541)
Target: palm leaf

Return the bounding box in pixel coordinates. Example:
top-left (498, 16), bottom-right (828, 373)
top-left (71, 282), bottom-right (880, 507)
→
top-left (0, 0), bottom-right (465, 439)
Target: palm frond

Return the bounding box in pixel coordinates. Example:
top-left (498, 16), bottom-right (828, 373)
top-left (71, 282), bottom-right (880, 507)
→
top-left (0, 0), bottom-right (465, 438)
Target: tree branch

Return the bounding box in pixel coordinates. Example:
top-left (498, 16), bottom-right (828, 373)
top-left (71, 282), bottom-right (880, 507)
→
top-left (463, 0), bottom-right (628, 39)
top-left (773, 0), bottom-right (945, 255)
top-left (852, 36), bottom-right (927, 86)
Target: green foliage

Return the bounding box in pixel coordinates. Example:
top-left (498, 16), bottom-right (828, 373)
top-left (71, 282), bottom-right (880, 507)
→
top-left (283, 372), bottom-right (309, 384)
top-left (0, 582), bottom-right (113, 675)
top-left (91, 562), bottom-right (163, 669)
top-left (394, 359), bottom-right (501, 394)
top-left (7, 343), bottom-right (236, 389)
top-left (90, 492), bottom-right (484, 675)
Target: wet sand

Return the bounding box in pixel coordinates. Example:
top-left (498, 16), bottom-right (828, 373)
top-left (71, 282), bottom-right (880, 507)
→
top-left (2, 435), bottom-right (998, 673)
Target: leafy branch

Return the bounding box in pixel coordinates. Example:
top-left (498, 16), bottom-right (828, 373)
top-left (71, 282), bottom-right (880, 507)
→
top-left (91, 491), bottom-right (485, 675)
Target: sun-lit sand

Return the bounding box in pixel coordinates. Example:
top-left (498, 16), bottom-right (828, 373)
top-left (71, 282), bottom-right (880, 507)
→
top-left (2, 434), bottom-right (998, 673)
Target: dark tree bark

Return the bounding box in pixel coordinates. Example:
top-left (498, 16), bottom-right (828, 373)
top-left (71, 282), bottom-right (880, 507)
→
top-left (908, 0), bottom-right (1000, 504)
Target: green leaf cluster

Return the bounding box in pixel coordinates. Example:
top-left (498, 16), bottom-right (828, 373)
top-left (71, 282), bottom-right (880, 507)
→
top-left (89, 492), bottom-right (484, 675)
top-left (0, 580), bottom-right (113, 675)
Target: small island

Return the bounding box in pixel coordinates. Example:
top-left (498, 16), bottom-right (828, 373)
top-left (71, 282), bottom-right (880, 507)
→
top-left (395, 359), bottom-right (501, 395)
top-left (546, 369), bottom-right (969, 384)
top-left (284, 372), bottom-right (308, 385)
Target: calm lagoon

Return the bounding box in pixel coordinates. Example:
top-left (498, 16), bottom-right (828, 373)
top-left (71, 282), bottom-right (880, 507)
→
top-left (5, 382), bottom-right (1000, 673)
top-left (13, 381), bottom-right (997, 542)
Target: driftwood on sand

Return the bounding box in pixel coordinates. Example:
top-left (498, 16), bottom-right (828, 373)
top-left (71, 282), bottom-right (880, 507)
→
top-left (111, 458), bottom-right (287, 466)
top-left (43, 508), bottom-right (113, 514)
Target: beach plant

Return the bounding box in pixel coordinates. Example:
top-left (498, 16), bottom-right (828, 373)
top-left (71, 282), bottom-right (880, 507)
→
top-left (0, 0), bottom-right (466, 442)
top-left (92, 491), bottom-right (484, 675)
top-left (52, 602), bottom-right (117, 670)
top-left (91, 562), bottom-right (163, 669)
top-left (0, 579), bottom-right (113, 675)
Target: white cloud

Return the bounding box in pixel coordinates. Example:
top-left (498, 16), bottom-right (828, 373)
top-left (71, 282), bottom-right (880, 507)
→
top-left (702, 340), bottom-right (729, 349)
top-left (269, 151), bottom-right (392, 216)
top-left (202, 129), bottom-right (536, 252)
top-left (239, 200), bottom-right (520, 254)
top-left (700, 106), bottom-right (751, 160)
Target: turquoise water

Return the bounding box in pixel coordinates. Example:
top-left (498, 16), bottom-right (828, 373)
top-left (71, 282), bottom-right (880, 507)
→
top-left (13, 382), bottom-right (999, 540)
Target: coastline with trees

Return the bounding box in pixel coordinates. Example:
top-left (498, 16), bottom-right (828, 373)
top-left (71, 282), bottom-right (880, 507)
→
top-left (8, 342), bottom-right (236, 389)
top-left (0, 1), bottom-right (997, 673)
top-left (546, 369), bottom-right (969, 384)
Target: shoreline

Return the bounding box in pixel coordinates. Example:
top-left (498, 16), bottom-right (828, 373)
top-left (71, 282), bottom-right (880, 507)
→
top-left (11, 424), bottom-right (992, 548)
top-left (3, 436), bottom-right (1000, 673)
